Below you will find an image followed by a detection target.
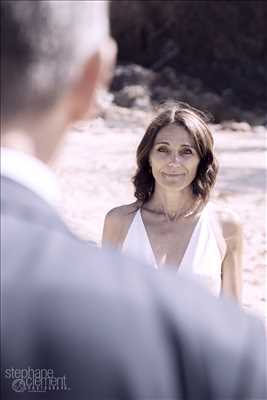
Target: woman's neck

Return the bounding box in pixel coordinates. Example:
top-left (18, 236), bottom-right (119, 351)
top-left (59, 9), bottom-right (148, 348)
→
top-left (145, 185), bottom-right (198, 221)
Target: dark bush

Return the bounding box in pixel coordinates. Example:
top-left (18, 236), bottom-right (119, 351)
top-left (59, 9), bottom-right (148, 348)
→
top-left (110, 1), bottom-right (267, 111)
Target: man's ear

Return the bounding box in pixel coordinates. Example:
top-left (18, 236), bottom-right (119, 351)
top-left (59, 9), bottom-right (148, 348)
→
top-left (66, 38), bottom-right (117, 124)
top-left (66, 51), bottom-right (102, 123)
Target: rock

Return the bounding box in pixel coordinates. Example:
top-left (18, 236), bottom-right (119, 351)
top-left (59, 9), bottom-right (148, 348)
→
top-left (151, 85), bottom-right (175, 103)
top-left (111, 64), bottom-right (157, 92)
top-left (113, 85), bottom-right (151, 110)
top-left (110, 63), bottom-right (266, 124)
top-left (252, 126), bottom-right (267, 134)
top-left (221, 121), bottom-right (252, 132)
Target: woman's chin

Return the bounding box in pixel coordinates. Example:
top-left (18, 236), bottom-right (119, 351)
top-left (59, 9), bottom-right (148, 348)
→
top-left (159, 180), bottom-right (188, 191)
top-left (161, 173), bottom-right (186, 186)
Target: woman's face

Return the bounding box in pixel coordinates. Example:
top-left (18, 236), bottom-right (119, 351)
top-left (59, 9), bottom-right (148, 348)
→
top-left (149, 124), bottom-right (200, 192)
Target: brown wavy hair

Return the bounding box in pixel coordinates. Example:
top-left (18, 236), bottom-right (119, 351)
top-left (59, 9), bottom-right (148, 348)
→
top-left (132, 102), bottom-right (219, 205)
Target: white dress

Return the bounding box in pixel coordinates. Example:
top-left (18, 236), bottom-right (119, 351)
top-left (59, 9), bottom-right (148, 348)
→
top-left (122, 203), bottom-right (226, 296)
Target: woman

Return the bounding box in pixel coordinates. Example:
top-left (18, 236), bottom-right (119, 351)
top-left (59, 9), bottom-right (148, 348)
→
top-left (102, 103), bottom-right (242, 300)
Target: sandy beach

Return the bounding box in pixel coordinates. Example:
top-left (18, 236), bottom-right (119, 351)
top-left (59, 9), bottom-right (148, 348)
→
top-left (53, 105), bottom-right (266, 324)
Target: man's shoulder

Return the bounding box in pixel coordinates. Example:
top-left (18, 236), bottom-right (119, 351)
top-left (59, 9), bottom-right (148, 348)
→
top-left (1, 175), bottom-right (65, 233)
top-left (3, 215), bottom-right (266, 399)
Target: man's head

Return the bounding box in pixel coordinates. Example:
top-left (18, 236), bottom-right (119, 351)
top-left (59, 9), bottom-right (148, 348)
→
top-left (1, 1), bottom-right (116, 161)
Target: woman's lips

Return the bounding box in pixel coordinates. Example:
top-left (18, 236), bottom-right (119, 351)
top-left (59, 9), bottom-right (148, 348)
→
top-left (162, 172), bottom-right (185, 177)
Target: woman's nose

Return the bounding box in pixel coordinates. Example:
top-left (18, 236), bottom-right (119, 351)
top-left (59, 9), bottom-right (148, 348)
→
top-left (168, 153), bottom-right (181, 166)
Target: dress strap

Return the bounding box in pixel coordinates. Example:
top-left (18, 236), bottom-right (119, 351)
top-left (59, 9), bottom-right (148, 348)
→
top-left (122, 208), bottom-right (158, 269)
top-left (208, 205), bottom-right (227, 260)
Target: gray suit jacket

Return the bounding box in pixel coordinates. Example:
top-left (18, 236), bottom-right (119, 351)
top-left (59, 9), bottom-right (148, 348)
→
top-left (1, 176), bottom-right (266, 399)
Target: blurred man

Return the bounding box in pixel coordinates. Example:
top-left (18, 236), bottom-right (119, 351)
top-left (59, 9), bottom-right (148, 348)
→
top-left (1, 1), bottom-right (266, 399)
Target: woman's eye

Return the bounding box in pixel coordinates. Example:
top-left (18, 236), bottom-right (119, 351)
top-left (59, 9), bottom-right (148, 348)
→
top-left (157, 147), bottom-right (168, 153)
top-left (181, 148), bottom-right (193, 155)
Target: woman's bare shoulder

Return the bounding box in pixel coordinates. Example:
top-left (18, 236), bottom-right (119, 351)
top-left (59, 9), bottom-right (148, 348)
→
top-left (105, 202), bottom-right (139, 224)
top-left (102, 202), bottom-right (139, 247)
top-left (211, 203), bottom-right (242, 239)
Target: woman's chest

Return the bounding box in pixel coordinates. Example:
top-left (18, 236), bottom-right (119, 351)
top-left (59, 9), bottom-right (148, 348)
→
top-left (143, 219), bottom-right (199, 268)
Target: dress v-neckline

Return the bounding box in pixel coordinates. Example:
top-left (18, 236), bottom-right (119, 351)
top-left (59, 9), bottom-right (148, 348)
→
top-left (137, 206), bottom-right (207, 270)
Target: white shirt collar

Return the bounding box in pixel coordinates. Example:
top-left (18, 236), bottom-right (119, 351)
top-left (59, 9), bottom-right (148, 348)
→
top-left (0, 147), bottom-right (60, 208)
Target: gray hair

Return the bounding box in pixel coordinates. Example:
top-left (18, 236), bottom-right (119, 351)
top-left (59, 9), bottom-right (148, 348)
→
top-left (1, 0), bottom-right (109, 123)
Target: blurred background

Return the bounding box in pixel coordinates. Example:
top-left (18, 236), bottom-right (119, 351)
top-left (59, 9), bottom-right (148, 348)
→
top-left (109, 0), bottom-right (267, 124)
top-left (53, 1), bottom-right (266, 323)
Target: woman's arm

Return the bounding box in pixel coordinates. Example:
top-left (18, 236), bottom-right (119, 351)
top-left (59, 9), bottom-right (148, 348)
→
top-left (101, 204), bottom-right (136, 249)
top-left (101, 209), bottom-right (123, 249)
top-left (221, 213), bottom-right (243, 302)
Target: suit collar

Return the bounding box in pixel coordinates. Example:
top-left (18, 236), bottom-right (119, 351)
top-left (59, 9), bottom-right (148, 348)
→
top-left (0, 147), bottom-right (60, 208)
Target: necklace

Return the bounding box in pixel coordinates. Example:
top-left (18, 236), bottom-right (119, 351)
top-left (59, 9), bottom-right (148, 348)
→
top-left (161, 202), bottom-right (199, 222)
top-left (143, 199), bottom-right (201, 222)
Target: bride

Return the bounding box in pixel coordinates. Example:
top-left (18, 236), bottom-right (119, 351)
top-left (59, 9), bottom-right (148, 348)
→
top-left (102, 103), bottom-right (242, 300)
